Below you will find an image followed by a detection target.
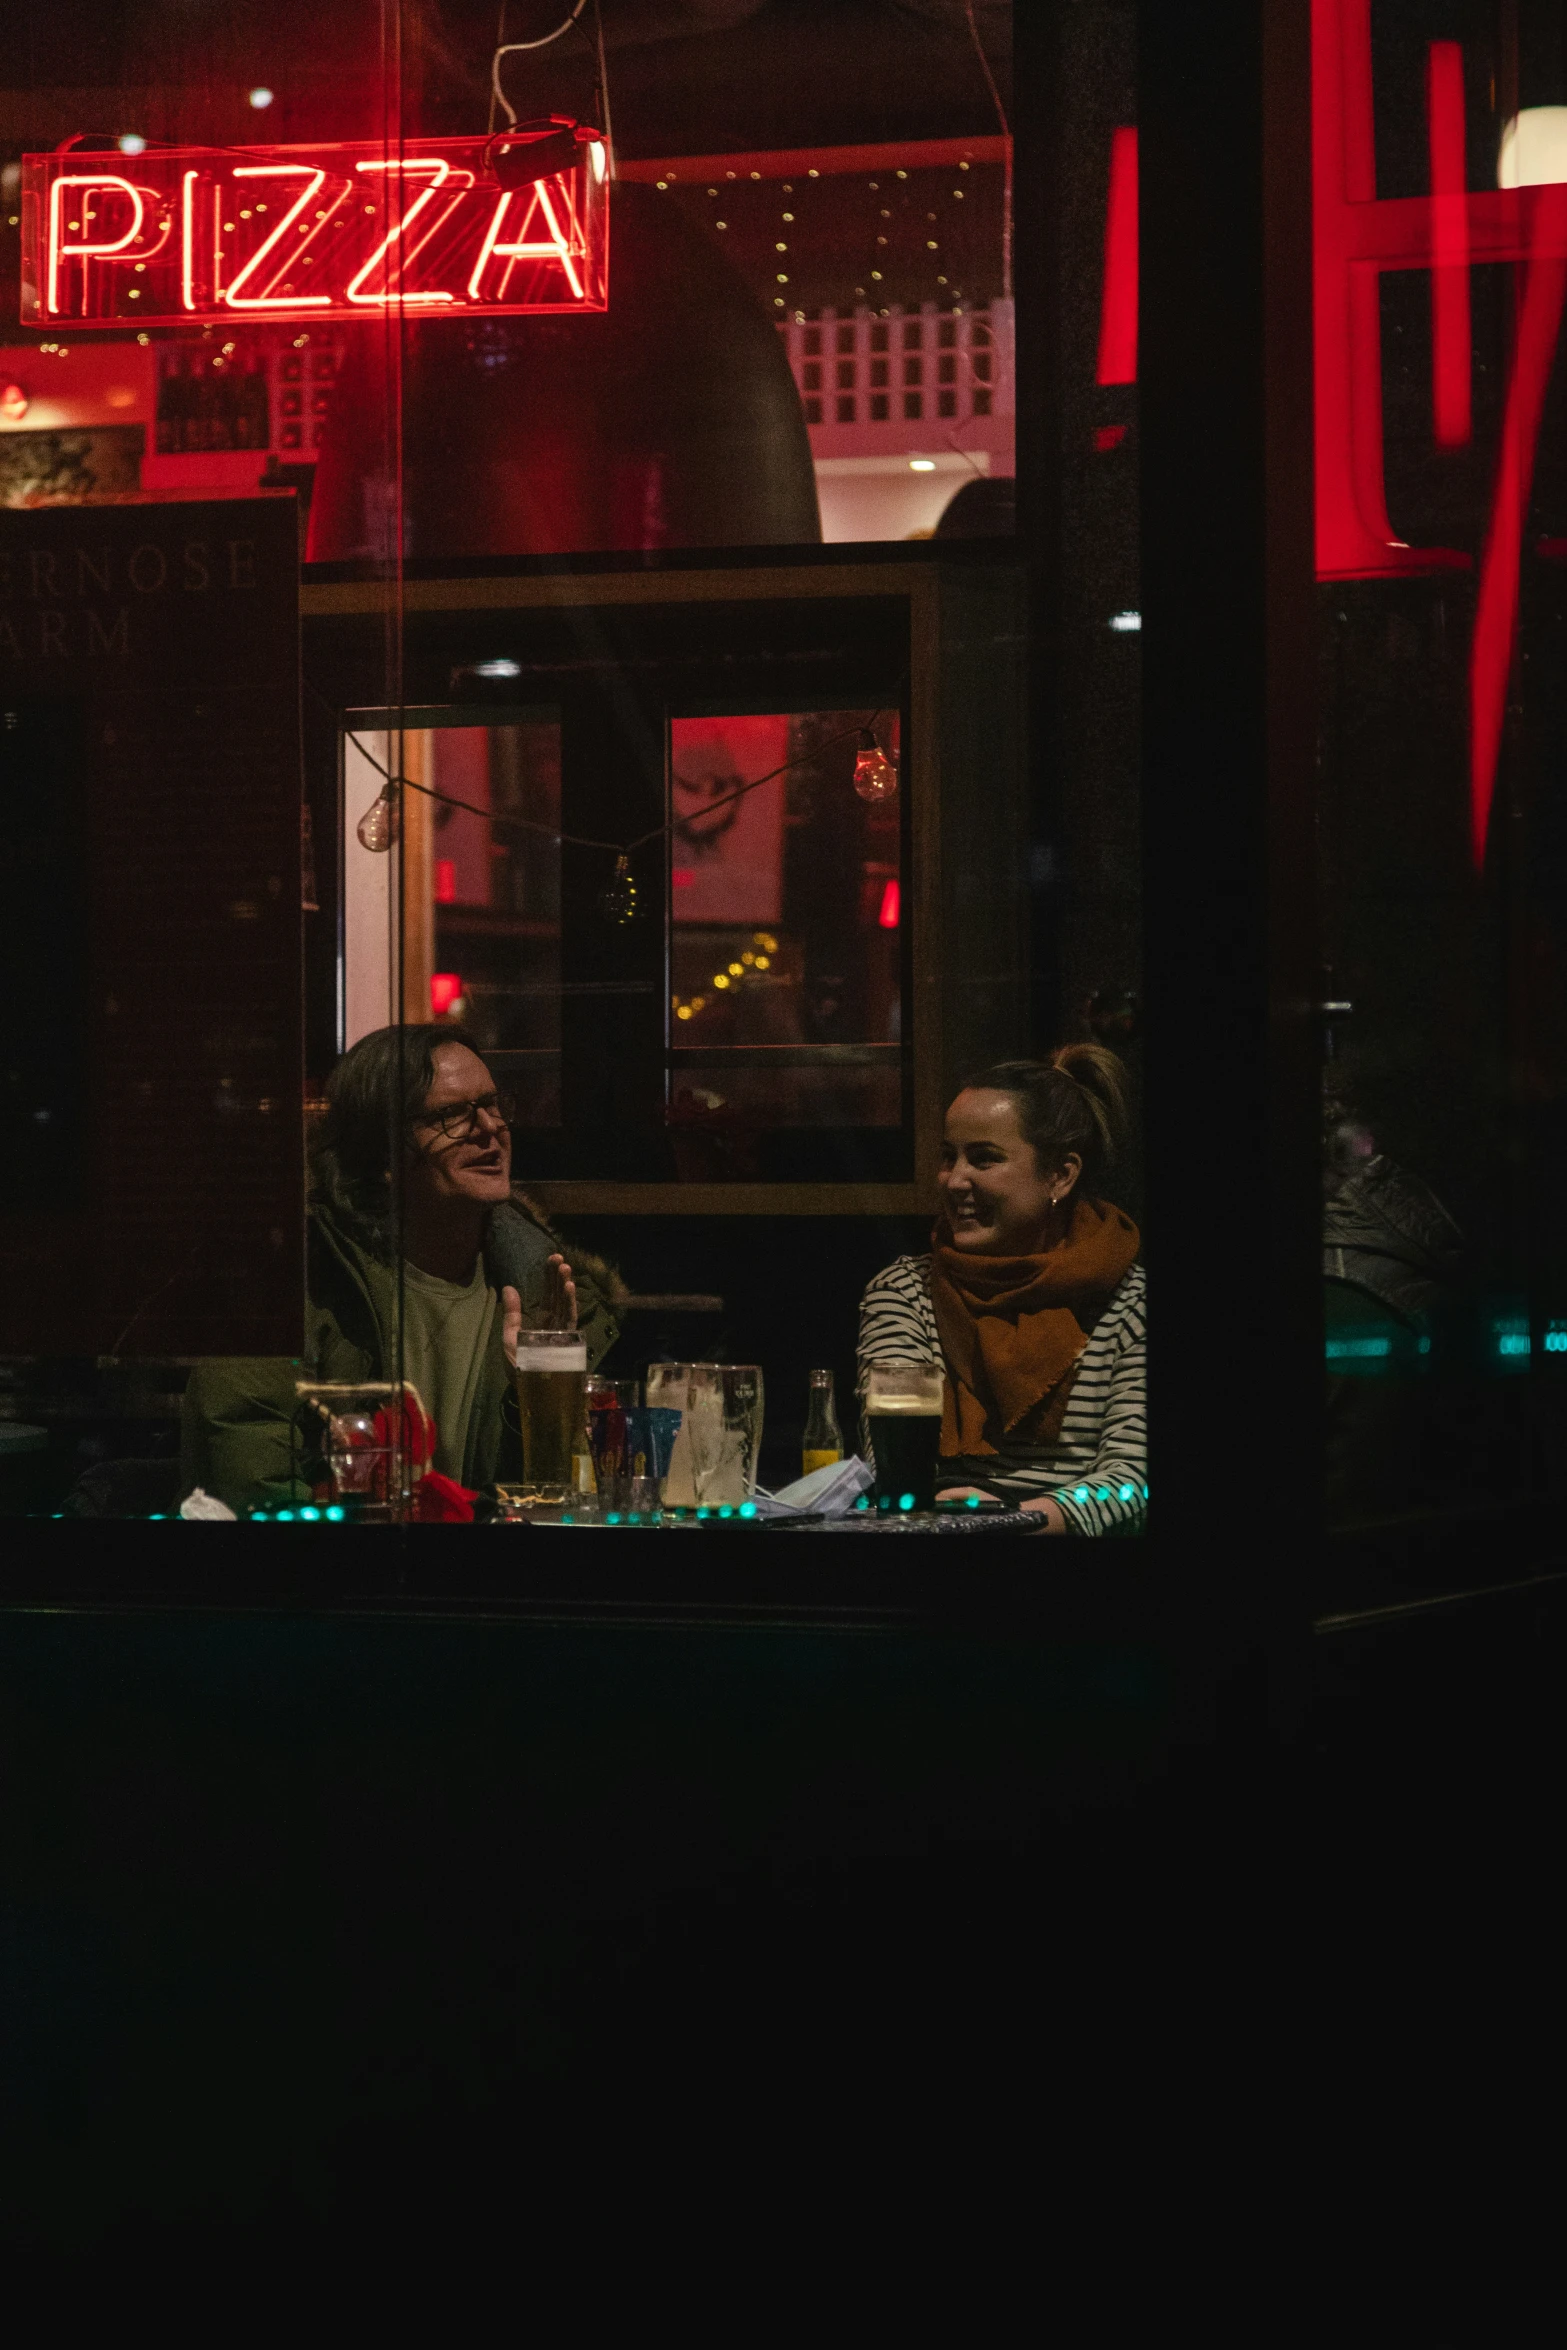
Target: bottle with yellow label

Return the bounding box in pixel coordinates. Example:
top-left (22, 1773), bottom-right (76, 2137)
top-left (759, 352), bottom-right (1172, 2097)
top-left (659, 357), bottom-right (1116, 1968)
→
top-left (801, 1367), bottom-right (844, 1478)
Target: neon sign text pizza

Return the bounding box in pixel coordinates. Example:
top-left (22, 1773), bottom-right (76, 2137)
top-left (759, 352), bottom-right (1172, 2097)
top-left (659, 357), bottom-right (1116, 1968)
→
top-left (23, 135), bottom-right (608, 326)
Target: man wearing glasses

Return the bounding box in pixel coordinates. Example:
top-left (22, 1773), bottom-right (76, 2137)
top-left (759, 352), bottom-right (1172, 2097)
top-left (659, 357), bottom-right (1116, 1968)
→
top-left (180, 1025), bottom-right (621, 1510)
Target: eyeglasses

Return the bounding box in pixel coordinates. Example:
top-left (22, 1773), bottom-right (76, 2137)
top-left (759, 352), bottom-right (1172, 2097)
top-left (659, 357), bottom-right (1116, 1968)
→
top-left (412, 1090), bottom-right (516, 1141)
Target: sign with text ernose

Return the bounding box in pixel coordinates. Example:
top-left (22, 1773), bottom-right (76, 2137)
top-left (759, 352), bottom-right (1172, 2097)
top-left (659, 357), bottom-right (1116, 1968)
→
top-left (20, 135), bottom-right (609, 327)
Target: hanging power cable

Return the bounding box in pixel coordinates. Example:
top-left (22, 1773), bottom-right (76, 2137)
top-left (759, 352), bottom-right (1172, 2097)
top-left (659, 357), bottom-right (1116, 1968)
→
top-left (591, 0), bottom-right (616, 179)
top-left (490, 0), bottom-right (593, 130)
top-left (964, 1), bottom-right (1012, 304)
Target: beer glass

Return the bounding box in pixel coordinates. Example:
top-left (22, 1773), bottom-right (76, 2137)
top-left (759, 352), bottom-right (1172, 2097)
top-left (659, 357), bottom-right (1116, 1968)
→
top-left (685, 1363), bottom-right (765, 1507)
top-left (513, 1329), bottom-right (588, 1502)
top-left (863, 1360), bottom-right (945, 1510)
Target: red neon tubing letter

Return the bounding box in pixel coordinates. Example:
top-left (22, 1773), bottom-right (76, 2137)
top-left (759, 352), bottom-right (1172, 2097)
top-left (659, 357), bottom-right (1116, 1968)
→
top-left (1096, 127), bottom-right (1138, 386)
top-left (1427, 41), bottom-right (1472, 448)
top-left (47, 174), bottom-right (145, 314)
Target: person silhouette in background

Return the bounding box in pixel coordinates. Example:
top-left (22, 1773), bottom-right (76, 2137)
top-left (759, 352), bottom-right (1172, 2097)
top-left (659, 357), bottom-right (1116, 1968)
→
top-left (1323, 1078), bottom-right (1464, 1524)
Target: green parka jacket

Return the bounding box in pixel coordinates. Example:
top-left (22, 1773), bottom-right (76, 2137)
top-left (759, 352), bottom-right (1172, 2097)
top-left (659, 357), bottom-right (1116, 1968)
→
top-left (179, 1192), bottom-right (621, 1512)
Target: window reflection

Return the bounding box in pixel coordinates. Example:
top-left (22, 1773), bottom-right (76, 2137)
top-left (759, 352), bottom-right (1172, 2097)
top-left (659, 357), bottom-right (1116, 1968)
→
top-left (669, 710), bottom-right (904, 1133)
top-left (343, 718), bottom-right (564, 1126)
top-left (1315, 0), bottom-right (1567, 1538)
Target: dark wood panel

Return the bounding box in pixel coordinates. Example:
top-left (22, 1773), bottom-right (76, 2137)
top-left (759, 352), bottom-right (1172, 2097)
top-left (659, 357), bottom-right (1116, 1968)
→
top-left (0, 496), bottom-right (304, 1357)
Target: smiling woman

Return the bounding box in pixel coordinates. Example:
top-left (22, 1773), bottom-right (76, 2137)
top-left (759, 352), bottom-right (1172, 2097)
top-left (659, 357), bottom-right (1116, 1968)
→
top-left (856, 1046), bottom-right (1146, 1534)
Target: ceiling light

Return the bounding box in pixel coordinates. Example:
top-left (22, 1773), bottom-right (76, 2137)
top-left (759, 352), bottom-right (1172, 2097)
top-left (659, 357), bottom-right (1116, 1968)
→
top-left (1498, 107), bottom-right (1567, 186)
top-left (909, 458), bottom-right (936, 472)
top-left (249, 88), bottom-right (275, 110)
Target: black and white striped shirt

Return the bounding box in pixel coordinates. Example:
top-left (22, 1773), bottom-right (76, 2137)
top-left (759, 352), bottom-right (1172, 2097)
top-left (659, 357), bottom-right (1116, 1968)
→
top-left (857, 1255), bottom-right (1148, 1535)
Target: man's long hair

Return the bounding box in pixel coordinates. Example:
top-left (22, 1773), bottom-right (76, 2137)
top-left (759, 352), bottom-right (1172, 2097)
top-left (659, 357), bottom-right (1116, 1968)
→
top-left (310, 1023), bottom-right (479, 1258)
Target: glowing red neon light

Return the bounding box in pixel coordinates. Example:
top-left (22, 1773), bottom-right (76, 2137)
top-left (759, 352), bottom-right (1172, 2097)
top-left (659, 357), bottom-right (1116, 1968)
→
top-left (1313, 0), bottom-right (1567, 865)
top-left (1426, 41), bottom-right (1472, 448)
top-left (346, 157), bottom-right (467, 307)
top-left (22, 135), bottom-right (608, 326)
top-left (47, 174), bottom-right (150, 317)
top-left (1312, 0), bottom-right (1567, 575)
top-left (431, 974), bottom-right (463, 1016)
top-left (1468, 196), bottom-right (1567, 864)
top-left (878, 878), bottom-right (901, 930)
top-left (223, 163), bottom-right (333, 310)
top-left (1096, 127), bottom-right (1138, 387)
top-left (468, 178), bottom-right (587, 304)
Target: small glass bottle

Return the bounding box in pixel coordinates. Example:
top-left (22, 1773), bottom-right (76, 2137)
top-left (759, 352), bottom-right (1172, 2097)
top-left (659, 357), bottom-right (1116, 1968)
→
top-left (802, 1367), bottom-right (844, 1477)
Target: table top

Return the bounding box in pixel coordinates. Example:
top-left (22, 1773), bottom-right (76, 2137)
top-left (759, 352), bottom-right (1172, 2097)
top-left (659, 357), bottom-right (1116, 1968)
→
top-left (236, 1499), bottom-right (1050, 1535)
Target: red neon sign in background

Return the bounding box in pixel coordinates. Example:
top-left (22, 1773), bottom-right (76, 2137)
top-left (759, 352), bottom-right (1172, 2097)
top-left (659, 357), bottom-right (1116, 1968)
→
top-left (1096, 126), bottom-right (1138, 388)
top-left (21, 135), bottom-right (608, 327)
top-left (1314, 0), bottom-right (1567, 864)
top-left (1091, 6), bottom-right (1567, 867)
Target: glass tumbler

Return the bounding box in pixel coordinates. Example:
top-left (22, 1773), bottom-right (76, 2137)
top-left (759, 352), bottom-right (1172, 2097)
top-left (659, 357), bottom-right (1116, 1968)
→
top-left (685, 1363), bottom-right (765, 1507)
top-left (645, 1361), bottom-right (695, 1506)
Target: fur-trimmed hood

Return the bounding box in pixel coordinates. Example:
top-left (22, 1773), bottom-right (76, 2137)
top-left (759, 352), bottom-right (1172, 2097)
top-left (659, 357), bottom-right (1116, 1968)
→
top-left (1323, 1154), bottom-right (1463, 1328)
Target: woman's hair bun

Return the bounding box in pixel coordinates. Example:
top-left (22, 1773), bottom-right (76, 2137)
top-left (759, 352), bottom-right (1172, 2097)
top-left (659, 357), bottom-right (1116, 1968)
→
top-left (960, 1042), bottom-right (1133, 1196)
top-left (1049, 1042), bottom-right (1131, 1170)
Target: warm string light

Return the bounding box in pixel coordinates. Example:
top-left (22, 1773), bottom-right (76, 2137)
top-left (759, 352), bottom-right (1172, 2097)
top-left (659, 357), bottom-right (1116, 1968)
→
top-left (673, 934), bottom-right (777, 1022)
top-left (680, 158), bottom-right (978, 314)
top-left (852, 726), bottom-right (897, 802)
top-left (598, 852), bottom-right (639, 923)
top-left (355, 782), bottom-right (399, 851)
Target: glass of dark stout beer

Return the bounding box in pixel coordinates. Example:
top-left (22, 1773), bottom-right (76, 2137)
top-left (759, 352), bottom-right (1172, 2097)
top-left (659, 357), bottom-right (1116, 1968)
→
top-left (513, 1328), bottom-right (589, 1503)
top-left (863, 1360), bottom-right (945, 1511)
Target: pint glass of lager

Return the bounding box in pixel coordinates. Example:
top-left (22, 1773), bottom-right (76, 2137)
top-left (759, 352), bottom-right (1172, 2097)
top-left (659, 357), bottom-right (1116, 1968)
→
top-left (863, 1360), bottom-right (945, 1511)
top-left (513, 1329), bottom-right (589, 1502)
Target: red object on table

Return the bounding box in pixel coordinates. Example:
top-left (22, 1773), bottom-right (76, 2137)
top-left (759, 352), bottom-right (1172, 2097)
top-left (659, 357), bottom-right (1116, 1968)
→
top-left (411, 1472), bottom-right (477, 1523)
top-left (372, 1393), bottom-right (437, 1470)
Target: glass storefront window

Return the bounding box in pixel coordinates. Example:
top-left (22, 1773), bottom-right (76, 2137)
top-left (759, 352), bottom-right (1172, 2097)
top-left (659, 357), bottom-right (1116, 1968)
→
top-left (1313, 0), bottom-right (1567, 1548)
top-left (3, 2), bottom-right (1159, 1540)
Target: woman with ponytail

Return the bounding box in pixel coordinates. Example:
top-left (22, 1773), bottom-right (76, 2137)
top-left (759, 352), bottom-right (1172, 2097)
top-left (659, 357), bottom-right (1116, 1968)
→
top-left (857, 1044), bottom-right (1146, 1532)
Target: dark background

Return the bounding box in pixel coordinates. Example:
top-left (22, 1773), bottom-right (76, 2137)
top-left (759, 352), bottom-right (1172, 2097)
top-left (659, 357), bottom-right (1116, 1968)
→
top-left (0, 498), bottom-right (305, 1359)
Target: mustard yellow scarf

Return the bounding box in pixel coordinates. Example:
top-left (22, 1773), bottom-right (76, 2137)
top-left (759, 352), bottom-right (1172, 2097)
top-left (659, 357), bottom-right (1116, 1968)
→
top-left (930, 1196), bottom-right (1140, 1456)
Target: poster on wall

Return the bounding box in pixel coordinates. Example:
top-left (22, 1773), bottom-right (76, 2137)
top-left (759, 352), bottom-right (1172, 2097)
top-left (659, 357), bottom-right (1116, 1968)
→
top-left (669, 712), bottom-right (789, 928)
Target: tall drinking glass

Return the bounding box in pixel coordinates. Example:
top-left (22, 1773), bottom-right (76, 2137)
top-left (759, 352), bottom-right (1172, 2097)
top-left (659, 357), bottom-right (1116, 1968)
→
top-left (685, 1363), bottom-right (765, 1506)
top-left (863, 1360), bottom-right (945, 1510)
top-left (646, 1361), bottom-right (695, 1505)
top-left (513, 1329), bottom-right (588, 1502)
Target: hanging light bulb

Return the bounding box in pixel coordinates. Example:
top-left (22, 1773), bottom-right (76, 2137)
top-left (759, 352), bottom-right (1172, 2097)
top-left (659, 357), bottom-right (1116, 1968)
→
top-left (599, 853), bottom-right (639, 923)
top-left (356, 783), bottom-right (399, 853)
top-left (853, 727), bottom-right (898, 803)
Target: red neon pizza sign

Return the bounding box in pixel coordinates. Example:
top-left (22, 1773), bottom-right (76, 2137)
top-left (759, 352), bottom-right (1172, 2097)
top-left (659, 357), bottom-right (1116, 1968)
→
top-left (20, 134), bottom-right (608, 327)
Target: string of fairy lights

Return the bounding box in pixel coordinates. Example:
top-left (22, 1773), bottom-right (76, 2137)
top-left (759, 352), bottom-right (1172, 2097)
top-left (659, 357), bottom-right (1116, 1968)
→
top-left (351, 712), bottom-right (897, 925)
top-left (670, 931), bottom-right (780, 1028)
